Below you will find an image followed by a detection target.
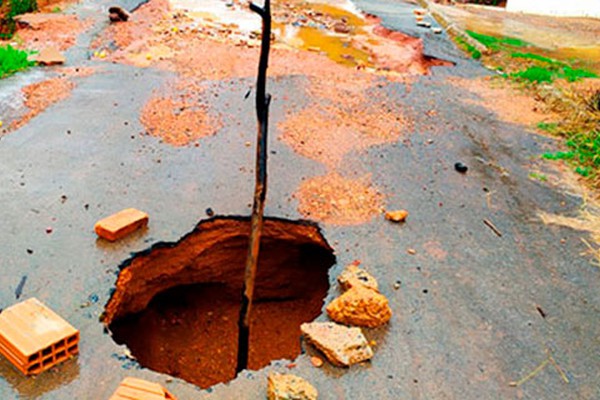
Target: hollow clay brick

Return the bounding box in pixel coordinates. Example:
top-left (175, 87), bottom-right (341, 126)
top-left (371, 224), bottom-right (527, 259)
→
top-left (326, 285), bottom-right (392, 328)
top-left (337, 264), bottom-right (379, 292)
top-left (109, 377), bottom-right (177, 400)
top-left (95, 208), bottom-right (149, 241)
top-left (267, 373), bottom-right (318, 400)
top-left (0, 298), bottom-right (79, 375)
top-left (300, 322), bottom-right (373, 367)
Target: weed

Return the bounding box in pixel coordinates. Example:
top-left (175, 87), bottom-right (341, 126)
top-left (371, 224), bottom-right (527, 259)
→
top-left (537, 122), bottom-right (559, 133)
top-left (0, 44), bottom-right (35, 79)
top-left (454, 36), bottom-right (481, 59)
top-left (529, 172), bottom-right (548, 182)
top-left (511, 52), bottom-right (563, 66)
top-left (466, 31), bottom-right (530, 51)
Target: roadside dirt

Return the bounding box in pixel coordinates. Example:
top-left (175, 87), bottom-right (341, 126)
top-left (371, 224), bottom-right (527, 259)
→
top-left (447, 76), bottom-right (557, 127)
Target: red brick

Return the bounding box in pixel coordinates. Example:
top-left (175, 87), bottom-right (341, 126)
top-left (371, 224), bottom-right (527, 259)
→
top-left (109, 377), bottom-right (177, 400)
top-left (95, 208), bottom-right (149, 241)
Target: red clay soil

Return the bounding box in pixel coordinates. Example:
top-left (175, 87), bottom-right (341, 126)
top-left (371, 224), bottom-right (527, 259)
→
top-left (140, 87), bottom-right (221, 146)
top-left (12, 13), bottom-right (91, 51)
top-left (12, 77), bottom-right (75, 129)
top-left (105, 218), bottom-right (335, 388)
top-left (280, 75), bottom-right (408, 168)
top-left (294, 172), bottom-right (384, 225)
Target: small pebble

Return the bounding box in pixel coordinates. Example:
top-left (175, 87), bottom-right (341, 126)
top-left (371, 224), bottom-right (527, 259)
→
top-left (45, 227), bottom-right (53, 234)
top-left (286, 362), bottom-right (297, 369)
top-left (393, 281), bottom-right (401, 290)
top-left (206, 207), bottom-right (215, 217)
top-left (407, 248), bottom-right (416, 255)
top-left (310, 356), bottom-right (323, 368)
top-left (432, 27), bottom-right (443, 34)
top-left (454, 162), bottom-right (468, 173)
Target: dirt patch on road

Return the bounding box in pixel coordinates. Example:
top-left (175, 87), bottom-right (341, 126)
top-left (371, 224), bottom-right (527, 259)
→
top-left (12, 77), bottom-right (74, 129)
top-left (294, 172), bottom-right (383, 225)
top-left (140, 79), bottom-right (222, 146)
top-left (280, 75), bottom-right (408, 168)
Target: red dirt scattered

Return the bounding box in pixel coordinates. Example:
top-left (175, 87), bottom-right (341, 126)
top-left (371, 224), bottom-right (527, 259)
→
top-left (13, 13), bottom-right (91, 51)
top-left (294, 172), bottom-right (384, 225)
top-left (139, 80), bottom-right (222, 146)
top-left (12, 77), bottom-right (75, 129)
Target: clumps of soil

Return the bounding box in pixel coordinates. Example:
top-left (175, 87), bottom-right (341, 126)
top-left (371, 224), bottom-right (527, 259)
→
top-left (294, 172), bottom-right (383, 225)
top-left (447, 76), bottom-right (556, 127)
top-left (13, 13), bottom-right (91, 51)
top-left (12, 77), bottom-right (74, 129)
top-left (140, 80), bottom-right (222, 146)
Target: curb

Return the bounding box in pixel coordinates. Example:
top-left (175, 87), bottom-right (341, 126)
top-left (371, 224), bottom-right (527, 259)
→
top-left (415, 0), bottom-right (489, 54)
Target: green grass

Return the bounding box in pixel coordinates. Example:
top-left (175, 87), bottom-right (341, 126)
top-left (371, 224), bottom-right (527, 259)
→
top-left (454, 36), bottom-right (481, 60)
top-left (0, 44), bottom-right (35, 79)
top-left (543, 131), bottom-right (600, 177)
top-left (529, 172), bottom-right (548, 182)
top-left (466, 30), bottom-right (530, 51)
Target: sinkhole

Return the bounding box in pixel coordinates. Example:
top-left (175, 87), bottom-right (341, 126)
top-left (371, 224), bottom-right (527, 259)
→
top-left (103, 217), bottom-right (336, 388)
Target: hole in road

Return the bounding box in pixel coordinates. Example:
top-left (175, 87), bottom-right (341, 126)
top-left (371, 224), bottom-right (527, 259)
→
top-left (103, 217), bottom-right (335, 388)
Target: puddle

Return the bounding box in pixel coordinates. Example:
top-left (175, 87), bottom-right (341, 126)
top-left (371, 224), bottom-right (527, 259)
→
top-left (103, 217), bottom-right (336, 388)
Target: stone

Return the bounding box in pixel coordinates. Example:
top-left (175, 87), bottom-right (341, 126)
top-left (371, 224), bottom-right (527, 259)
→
top-left (326, 286), bottom-right (392, 328)
top-left (108, 6), bottom-right (130, 22)
top-left (332, 22), bottom-right (350, 34)
top-left (337, 264), bottom-right (379, 292)
top-left (384, 209), bottom-right (408, 223)
top-left (33, 47), bottom-right (65, 66)
top-left (267, 373), bottom-right (318, 400)
top-left (300, 322), bottom-right (373, 367)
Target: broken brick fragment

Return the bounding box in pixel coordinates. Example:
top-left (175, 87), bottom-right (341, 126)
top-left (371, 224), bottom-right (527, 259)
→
top-left (109, 377), bottom-right (177, 400)
top-left (326, 285), bottom-right (392, 328)
top-left (94, 208), bottom-right (148, 241)
top-left (384, 209), bottom-right (408, 223)
top-left (337, 264), bottom-right (379, 292)
top-left (0, 298), bottom-right (79, 375)
top-left (300, 322), bottom-right (373, 367)
top-left (267, 373), bottom-right (318, 400)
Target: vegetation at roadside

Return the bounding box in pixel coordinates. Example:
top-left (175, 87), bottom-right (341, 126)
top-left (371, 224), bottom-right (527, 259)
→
top-left (0, 44), bottom-right (34, 78)
top-left (459, 30), bottom-right (600, 186)
top-left (0, 0), bottom-right (38, 39)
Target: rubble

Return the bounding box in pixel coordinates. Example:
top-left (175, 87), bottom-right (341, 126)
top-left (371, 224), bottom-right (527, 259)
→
top-left (267, 373), bottom-right (318, 400)
top-left (32, 47), bottom-right (65, 65)
top-left (326, 285), bottom-right (392, 327)
top-left (337, 263), bottom-right (379, 292)
top-left (109, 6), bottom-right (130, 22)
top-left (300, 322), bottom-right (373, 367)
top-left (109, 377), bottom-right (177, 400)
top-left (384, 209), bottom-right (408, 223)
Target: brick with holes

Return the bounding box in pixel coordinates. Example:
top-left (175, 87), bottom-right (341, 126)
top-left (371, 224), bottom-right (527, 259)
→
top-left (0, 298), bottom-right (79, 375)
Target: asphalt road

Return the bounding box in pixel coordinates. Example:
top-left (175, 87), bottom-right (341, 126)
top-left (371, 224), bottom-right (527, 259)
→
top-left (0, 0), bottom-right (598, 399)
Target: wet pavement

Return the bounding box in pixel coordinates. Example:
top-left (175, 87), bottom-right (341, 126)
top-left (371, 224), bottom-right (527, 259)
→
top-left (0, 0), bottom-right (599, 399)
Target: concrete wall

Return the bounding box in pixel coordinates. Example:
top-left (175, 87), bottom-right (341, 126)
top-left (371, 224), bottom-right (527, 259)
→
top-left (507, 0), bottom-right (600, 18)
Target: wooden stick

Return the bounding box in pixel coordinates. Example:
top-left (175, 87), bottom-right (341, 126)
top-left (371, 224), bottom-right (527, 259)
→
top-left (237, 0), bottom-right (272, 374)
top-left (483, 218), bottom-right (503, 237)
